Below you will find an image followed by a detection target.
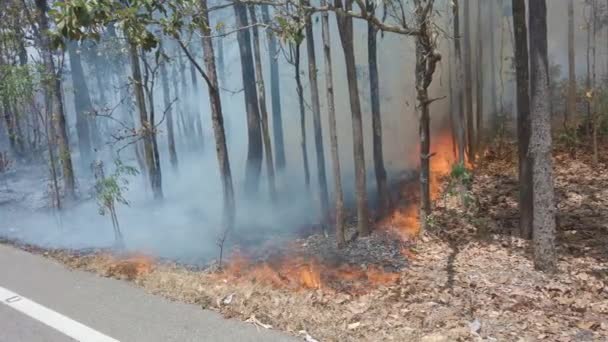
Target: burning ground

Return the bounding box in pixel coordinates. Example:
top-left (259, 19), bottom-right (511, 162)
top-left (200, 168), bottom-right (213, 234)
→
top-left (2, 140), bottom-right (608, 341)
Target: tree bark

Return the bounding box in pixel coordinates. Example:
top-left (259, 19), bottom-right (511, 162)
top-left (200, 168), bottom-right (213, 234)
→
top-left (566, 0), bottom-right (576, 127)
top-left (35, 0), bottom-right (76, 201)
top-left (463, 0), bottom-right (475, 162)
top-left (159, 44), bottom-right (178, 171)
top-left (249, 6), bottom-right (278, 202)
top-left (489, 0), bottom-right (498, 121)
top-left (129, 44), bottom-right (163, 200)
top-left (320, 0), bottom-right (345, 246)
top-left (199, 0), bottom-right (236, 231)
top-left (67, 41), bottom-right (93, 168)
top-left (305, 10), bottom-right (330, 224)
top-left (234, 1), bottom-right (263, 196)
top-left (261, 5), bottom-right (286, 173)
top-left (453, 0), bottom-right (466, 165)
top-left (336, 0), bottom-right (370, 236)
top-left (475, 0), bottom-right (483, 148)
top-left (367, 0), bottom-right (390, 218)
top-left (512, 0), bottom-right (533, 240)
top-left (528, 0), bottom-right (557, 272)
top-left (293, 41), bottom-right (311, 188)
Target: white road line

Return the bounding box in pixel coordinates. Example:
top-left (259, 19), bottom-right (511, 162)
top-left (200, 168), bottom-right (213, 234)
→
top-left (0, 286), bottom-right (119, 342)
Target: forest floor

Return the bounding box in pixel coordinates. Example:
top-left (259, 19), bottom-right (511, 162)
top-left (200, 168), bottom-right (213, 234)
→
top-left (3, 141), bottom-right (608, 342)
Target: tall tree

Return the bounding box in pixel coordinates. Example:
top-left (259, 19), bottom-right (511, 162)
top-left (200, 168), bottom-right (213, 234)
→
top-left (463, 0), bottom-right (475, 162)
top-left (453, 0), bottom-right (466, 164)
top-left (475, 0), bottom-right (483, 148)
top-left (305, 10), bottom-right (330, 224)
top-left (336, 0), bottom-right (370, 236)
top-left (249, 6), bottom-right (278, 202)
top-left (261, 6), bottom-right (286, 172)
top-left (234, 1), bottom-right (263, 195)
top-left (35, 0), bottom-right (76, 201)
top-left (67, 41), bottom-right (94, 168)
top-left (512, 0), bottom-right (533, 239)
top-left (366, 0), bottom-right (390, 218)
top-left (566, 0), bottom-right (576, 126)
top-left (320, 0), bottom-right (345, 246)
top-left (289, 37), bottom-right (311, 188)
top-left (159, 43), bottom-right (178, 171)
top-left (489, 0), bottom-right (498, 120)
top-left (528, 0), bottom-right (557, 272)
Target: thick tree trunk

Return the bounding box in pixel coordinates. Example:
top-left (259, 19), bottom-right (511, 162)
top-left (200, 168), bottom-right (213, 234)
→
top-left (305, 12), bottom-right (330, 224)
top-left (475, 0), bottom-right (483, 148)
top-left (35, 0), bottom-right (76, 201)
top-left (67, 41), bottom-right (93, 168)
top-left (129, 44), bottom-right (163, 200)
top-left (294, 42), bottom-right (311, 188)
top-left (336, 0), bottom-right (370, 236)
top-left (159, 44), bottom-right (178, 171)
top-left (199, 0), bottom-right (236, 231)
top-left (566, 0), bottom-right (576, 127)
top-left (261, 6), bottom-right (286, 173)
top-left (463, 0), bottom-right (475, 162)
top-left (249, 6), bottom-right (278, 202)
top-left (367, 1), bottom-right (390, 218)
top-left (528, 0), bottom-right (557, 272)
top-left (320, 0), bottom-right (345, 246)
top-left (453, 0), bottom-right (466, 165)
top-left (489, 0), bottom-right (498, 121)
top-left (512, 0), bottom-right (533, 240)
top-left (234, 1), bottom-right (263, 196)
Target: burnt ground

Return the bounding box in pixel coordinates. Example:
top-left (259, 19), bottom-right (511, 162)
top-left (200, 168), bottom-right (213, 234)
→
top-left (2, 142), bottom-right (608, 341)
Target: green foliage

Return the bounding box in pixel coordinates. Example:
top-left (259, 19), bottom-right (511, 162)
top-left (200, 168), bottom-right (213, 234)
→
top-left (94, 160), bottom-right (138, 216)
top-left (450, 162), bottom-right (472, 186)
top-left (0, 64), bottom-right (35, 107)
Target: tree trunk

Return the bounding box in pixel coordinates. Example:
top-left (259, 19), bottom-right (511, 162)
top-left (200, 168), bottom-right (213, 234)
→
top-left (305, 11), bottom-right (330, 224)
top-left (67, 41), bottom-right (93, 168)
top-left (320, 0), bottom-right (345, 246)
top-left (453, 0), bottom-right (466, 165)
top-left (336, 0), bottom-right (370, 236)
top-left (566, 0), bottom-right (576, 127)
top-left (586, 9), bottom-right (592, 137)
top-left (261, 5), bottom-right (286, 173)
top-left (475, 0), bottom-right (484, 149)
top-left (512, 0), bottom-right (533, 240)
top-left (413, 0), bottom-right (441, 234)
top-left (199, 0), bottom-right (236, 231)
top-left (234, 1), bottom-right (263, 196)
top-left (528, 0), bottom-right (557, 272)
top-left (249, 6), bottom-right (278, 203)
top-left (35, 0), bottom-right (76, 201)
top-left (294, 42), bottom-right (311, 188)
top-left (129, 44), bottom-right (163, 200)
top-left (463, 0), bottom-right (475, 162)
top-left (367, 0), bottom-right (390, 218)
top-left (216, 26), bottom-right (226, 89)
top-left (159, 44), bottom-right (178, 171)
top-left (489, 0), bottom-right (498, 121)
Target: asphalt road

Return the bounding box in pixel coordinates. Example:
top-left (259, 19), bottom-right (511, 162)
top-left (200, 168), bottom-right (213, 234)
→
top-left (0, 244), bottom-right (298, 342)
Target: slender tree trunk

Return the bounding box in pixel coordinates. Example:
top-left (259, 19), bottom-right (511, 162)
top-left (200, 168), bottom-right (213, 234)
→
top-left (453, 0), bottom-right (466, 165)
top-left (512, 0), bottom-right (533, 240)
top-left (489, 0), bottom-right (498, 121)
top-left (305, 11), bottom-right (330, 224)
top-left (2, 101), bottom-right (24, 157)
top-left (413, 0), bottom-right (441, 234)
top-left (528, 0), bottom-right (557, 272)
top-left (367, 0), bottom-right (390, 218)
top-left (234, 1), bottom-right (263, 196)
top-left (336, 0), bottom-right (370, 236)
top-left (586, 10), bottom-right (592, 137)
top-left (566, 0), bottom-right (576, 127)
top-left (159, 44), bottom-right (178, 171)
top-left (294, 42), bottom-right (311, 188)
top-left (463, 0), bottom-right (475, 162)
top-left (216, 26), bottom-right (226, 89)
top-left (35, 0), bottom-right (76, 201)
top-left (261, 5), bottom-right (286, 173)
top-left (129, 44), bottom-right (163, 199)
top-left (199, 0), bottom-right (236, 231)
top-left (320, 0), bottom-right (345, 246)
top-left (475, 0), bottom-right (484, 149)
top-left (67, 41), bottom-right (93, 168)
top-left (249, 6), bottom-right (278, 202)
